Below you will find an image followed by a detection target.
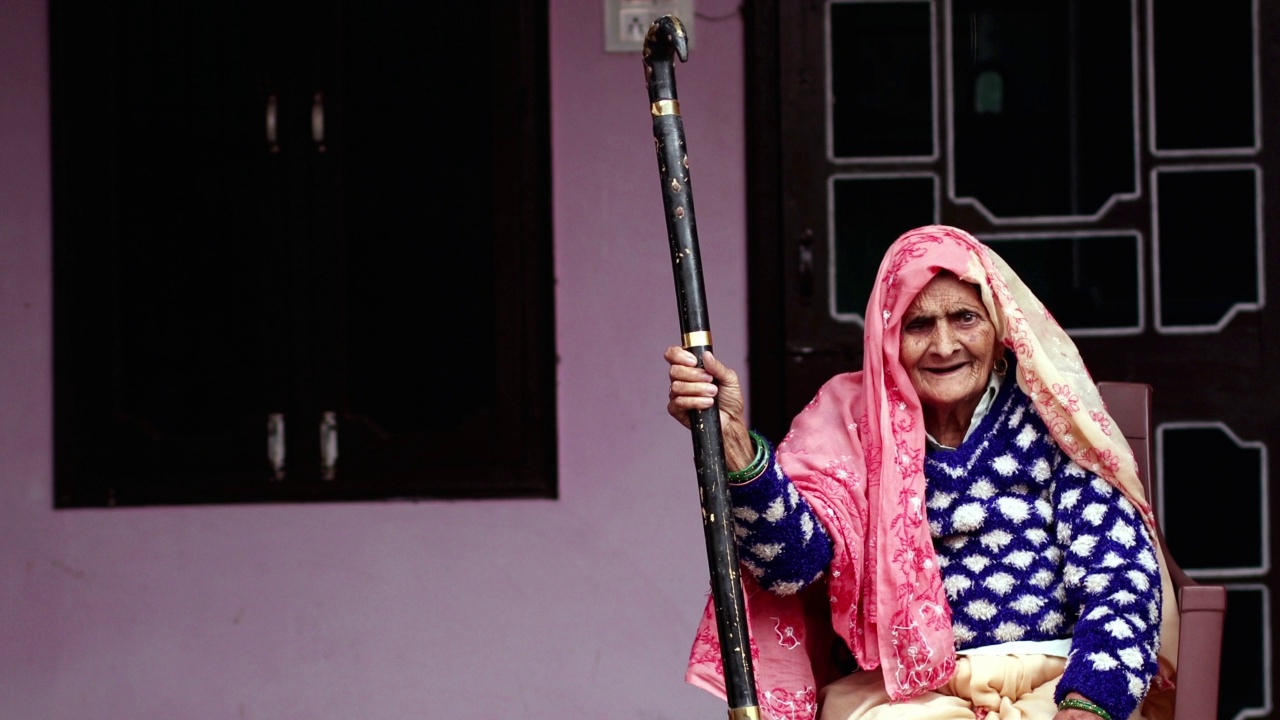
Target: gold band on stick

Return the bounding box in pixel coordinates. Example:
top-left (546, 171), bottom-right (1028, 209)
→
top-left (728, 707), bottom-right (761, 720)
top-left (651, 99), bottom-right (681, 117)
top-left (682, 330), bottom-right (712, 348)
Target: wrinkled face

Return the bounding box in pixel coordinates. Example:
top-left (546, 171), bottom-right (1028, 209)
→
top-left (899, 272), bottom-right (1000, 416)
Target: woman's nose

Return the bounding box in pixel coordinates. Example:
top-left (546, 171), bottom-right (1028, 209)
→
top-left (932, 325), bottom-right (959, 354)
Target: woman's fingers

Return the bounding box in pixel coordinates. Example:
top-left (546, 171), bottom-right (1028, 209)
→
top-left (666, 346), bottom-right (713, 428)
top-left (667, 393), bottom-right (715, 426)
top-left (665, 347), bottom-right (735, 384)
top-left (663, 345), bottom-right (699, 368)
top-left (667, 375), bottom-right (716, 425)
top-left (669, 363), bottom-right (713, 383)
top-left (669, 376), bottom-right (717, 401)
top-left (664, 346), bottom-right (746, 431)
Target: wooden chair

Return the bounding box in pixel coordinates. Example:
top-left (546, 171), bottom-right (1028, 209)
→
top-left (1097, 381), bottom-right (1228, 720)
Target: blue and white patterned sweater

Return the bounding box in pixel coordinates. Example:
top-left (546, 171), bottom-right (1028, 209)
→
top-left (727, 378), bottom-right (1162, 720)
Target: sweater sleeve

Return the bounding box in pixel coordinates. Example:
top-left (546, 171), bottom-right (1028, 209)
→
top-left (1051, 459), bottom-right (1163, 720)
top-left (727, 433), bottom-right (834, 596)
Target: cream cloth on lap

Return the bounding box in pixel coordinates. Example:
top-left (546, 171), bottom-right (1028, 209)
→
top-left (818, 656), bottom-right (1150, 720)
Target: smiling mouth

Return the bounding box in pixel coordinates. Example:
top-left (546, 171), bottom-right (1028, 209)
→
top-left (924, 362), bottom-right (969, 375)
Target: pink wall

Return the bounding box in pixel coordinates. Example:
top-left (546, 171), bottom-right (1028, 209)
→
top-left (0, 0), bottom-right (746, 717)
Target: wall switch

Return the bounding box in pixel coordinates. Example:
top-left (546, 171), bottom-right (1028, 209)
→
top-left (604, 0), bottom-right (695, 53)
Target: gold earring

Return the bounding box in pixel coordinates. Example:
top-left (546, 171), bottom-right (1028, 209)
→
top-left (993, 356), bottom-right (1008, 376)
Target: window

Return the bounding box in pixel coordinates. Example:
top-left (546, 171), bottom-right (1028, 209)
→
top-left (50, 0), bottom-right (556, 506)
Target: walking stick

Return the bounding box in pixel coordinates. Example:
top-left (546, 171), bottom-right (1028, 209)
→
top-left (643, 15), bottom-right (760, 719)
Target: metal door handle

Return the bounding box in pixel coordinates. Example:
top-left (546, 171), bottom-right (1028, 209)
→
top-left (311, 92), bottom-right (326, 151)
top-left (798, 228), bottom-right (814, 303)
top-left (266, 93), bottom-right (280, 153)
top-left (320, 411), bottom-right (338, 480)
top-left (267, 412), bottom-right (286, 480)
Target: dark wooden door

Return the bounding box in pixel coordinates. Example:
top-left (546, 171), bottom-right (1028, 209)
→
top-left (51, 0), bottom-right (555, 506)
top-left (51, 1), bottom-right (293, 503)
top-left (319, 1), bottom-right (555, 496)
top-left (745, 1), bottom-right (1277, 717)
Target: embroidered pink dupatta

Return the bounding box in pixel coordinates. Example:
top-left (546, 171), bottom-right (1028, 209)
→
top-left (685, 225), bottom-right (1178, 720)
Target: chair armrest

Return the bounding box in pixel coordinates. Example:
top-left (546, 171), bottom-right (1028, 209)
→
top-left (1172, 584), bottom-right (1227, 720)
top-left (1181, 584), bottom-right (1228, 613)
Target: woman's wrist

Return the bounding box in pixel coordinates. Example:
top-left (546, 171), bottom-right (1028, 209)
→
top-left (722, 424), bottom-right (757, 471)
top-left (727, 431), bottom-right (769, 483)
top-left (1058, 696), bottom-right (1112, 720)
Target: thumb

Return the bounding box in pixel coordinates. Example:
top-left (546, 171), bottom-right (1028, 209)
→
top-left (701, 351), bottom-right (737, 385)
top-left (700, 349), bottom-right (723, 375)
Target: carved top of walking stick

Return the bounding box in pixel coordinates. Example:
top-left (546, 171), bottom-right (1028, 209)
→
top-left (642, 15), bottom-right (688, 105)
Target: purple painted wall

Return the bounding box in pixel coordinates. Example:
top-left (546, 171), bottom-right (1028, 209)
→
top-left (0, 0), bottom-right (746, 717)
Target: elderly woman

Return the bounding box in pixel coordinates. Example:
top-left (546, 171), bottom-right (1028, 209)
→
top-left (664, 226), bottom-right (1177, 720)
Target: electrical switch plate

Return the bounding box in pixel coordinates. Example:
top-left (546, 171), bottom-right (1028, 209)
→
top-left (604, 0), bottom-right (695, 53)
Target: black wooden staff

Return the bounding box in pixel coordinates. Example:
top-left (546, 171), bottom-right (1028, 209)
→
top-left (643, 15), bottom-right (759, 720)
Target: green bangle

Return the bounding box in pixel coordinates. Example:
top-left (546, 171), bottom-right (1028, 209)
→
top-left (1058, 698), bottom-right (1113, 720)
top-left (727, 430), bottom-right (768, 483)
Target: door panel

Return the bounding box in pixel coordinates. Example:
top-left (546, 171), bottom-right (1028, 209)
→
top-left (51, 1), bottom-right (292, 503)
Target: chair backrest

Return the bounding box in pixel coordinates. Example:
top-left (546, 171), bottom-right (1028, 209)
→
top-left (1096, 380), bottom-right (1155, 503)
top-left (1097, 380), bottom-right (1227, 720)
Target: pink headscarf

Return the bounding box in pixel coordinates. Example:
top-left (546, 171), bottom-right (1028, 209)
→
top-left (686, 225), bottom-right (1177, 719)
